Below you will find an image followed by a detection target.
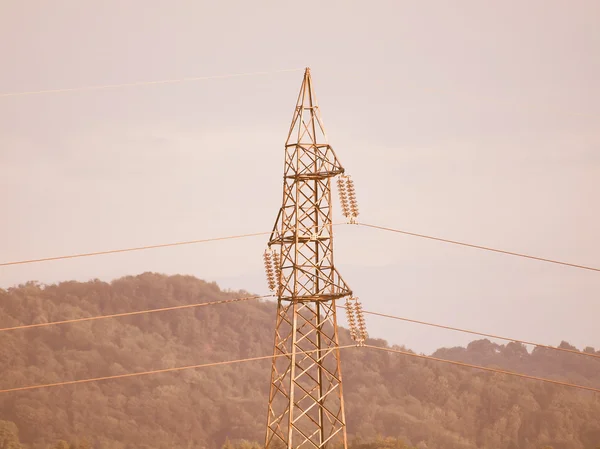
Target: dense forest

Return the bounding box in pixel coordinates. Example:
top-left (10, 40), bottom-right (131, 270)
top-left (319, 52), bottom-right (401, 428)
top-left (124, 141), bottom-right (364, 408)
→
top-left (0, 273), bottom-right (599, 449)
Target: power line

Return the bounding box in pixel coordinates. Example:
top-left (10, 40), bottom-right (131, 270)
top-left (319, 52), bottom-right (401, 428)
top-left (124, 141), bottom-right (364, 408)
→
top-left (345, 306), bottom-right (600, 361)
top-left (0, 230), bottom-right (272, 267)
top-left (0, 68), bottom-right (303, 98)
top-left (358, 222), bottom-right (600, 273)
top-left (365, 345), bottom-right (600, 394)
top-left (2, 343), bottom-right (597, 395)
top-left (0, 294), bottom-right (272, 333)
top-left (1, 223), bottom-right (347, 267)
top-left (8, 295), bottom-right (595, 364)
top-left (0, 344), bottom-right (357, 395)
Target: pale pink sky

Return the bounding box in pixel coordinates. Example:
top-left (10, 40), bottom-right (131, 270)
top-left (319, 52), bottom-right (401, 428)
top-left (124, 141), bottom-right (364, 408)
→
top-left (0, 1), bottom-right (598, 354)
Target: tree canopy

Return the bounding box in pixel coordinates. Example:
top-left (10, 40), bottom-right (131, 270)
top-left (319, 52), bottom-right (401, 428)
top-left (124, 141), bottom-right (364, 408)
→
top-left (0, 273), bottom-right (598, 449)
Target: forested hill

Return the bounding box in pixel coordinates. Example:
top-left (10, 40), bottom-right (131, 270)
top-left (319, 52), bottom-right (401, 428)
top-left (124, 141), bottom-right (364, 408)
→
top-left (0, 273), bottom-right (599, 449)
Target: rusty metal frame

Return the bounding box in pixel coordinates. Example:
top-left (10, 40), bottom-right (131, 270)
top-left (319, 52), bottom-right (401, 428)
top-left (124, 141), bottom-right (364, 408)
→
top-left (265, 68), bottom-right (351, 449)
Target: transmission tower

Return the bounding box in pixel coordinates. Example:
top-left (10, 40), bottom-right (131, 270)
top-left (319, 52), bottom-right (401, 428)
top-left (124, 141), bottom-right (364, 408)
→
top-left (263, 68), bottom-right (358, 449)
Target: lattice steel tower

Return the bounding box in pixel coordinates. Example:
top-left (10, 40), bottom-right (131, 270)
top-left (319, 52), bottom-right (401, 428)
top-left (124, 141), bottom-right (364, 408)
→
top-left (264, 68), bottom-right (353, 449)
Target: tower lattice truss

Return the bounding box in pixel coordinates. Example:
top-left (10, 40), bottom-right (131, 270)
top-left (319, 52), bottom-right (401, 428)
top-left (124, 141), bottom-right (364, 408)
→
top-left (264, 68), bottom-right (353, 449)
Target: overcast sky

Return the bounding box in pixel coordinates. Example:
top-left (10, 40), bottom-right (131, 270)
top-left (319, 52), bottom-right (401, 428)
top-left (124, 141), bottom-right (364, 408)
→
top-left (1, 1), bottom-right (598, 354)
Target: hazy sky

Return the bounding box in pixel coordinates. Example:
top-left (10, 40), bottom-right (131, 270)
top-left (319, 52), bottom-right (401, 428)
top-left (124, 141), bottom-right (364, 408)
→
top-left (1, 1), bottom-right (598, 354)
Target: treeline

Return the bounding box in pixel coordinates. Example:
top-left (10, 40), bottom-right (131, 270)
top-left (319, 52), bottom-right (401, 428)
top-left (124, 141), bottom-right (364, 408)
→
top-left (0, 274), bottom-right (599, 449)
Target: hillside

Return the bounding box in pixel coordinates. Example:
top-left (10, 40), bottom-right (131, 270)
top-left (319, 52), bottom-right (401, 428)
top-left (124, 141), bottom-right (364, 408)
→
top-left (0, 273), bottom-right (599, 449)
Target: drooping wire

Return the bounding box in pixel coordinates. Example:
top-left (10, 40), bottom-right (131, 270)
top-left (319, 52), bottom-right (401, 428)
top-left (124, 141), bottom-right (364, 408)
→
top-left (0, 230), bottom-right (272, 267)
top-left (0, 68), bottom-right (304, 98)
top-left (2, 343), bottom-right (597, 395)
top-left (1, 223), bottom-right (347, 267)
top-left (5, 295), bottom-right (595, 363)
top-left (350, 307), bottom-right (600, 361)
top-left (0, 294), bottom-right (273, 333)
top-left (3, 222), bottom-right (596, 273)
top-left (357, 222), bottom-right (600, 273)
top-left (0, 344), bottom-right (357, 395)
top-left (366, 345), bottom-right (600, 394)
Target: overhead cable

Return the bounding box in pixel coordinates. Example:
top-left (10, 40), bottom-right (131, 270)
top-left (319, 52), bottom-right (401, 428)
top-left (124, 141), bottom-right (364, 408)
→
top-left (0, 344), bottom-right (357, 394)
top-left (0, 230), bottom-right (272, 266)
top-left (366, 345), bottom-right (600, 394)
top-left (7, 295), bottom-right (595, 361)
top-left (2, 343), bottom-right (597, 395)
top-left (0, 294), bottom-right (272, 333)
top-left (0, 68), bottom-right (303, 98)
top-left (358, 222), bottom-right (600, 273)
top-left (343, 306), bottom-right (600, 361)
top-left (1, 223), bottom-right (347, 267)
